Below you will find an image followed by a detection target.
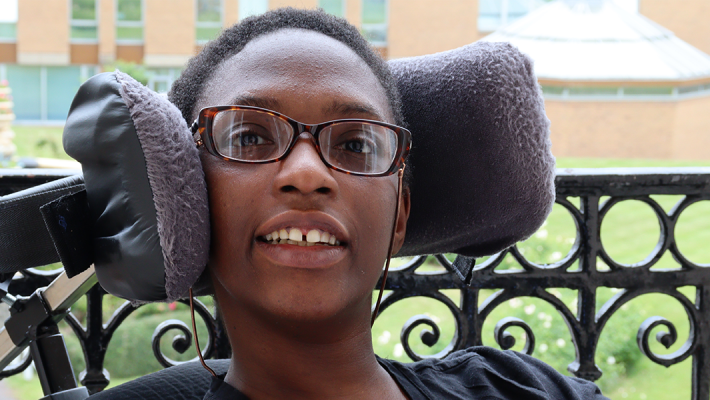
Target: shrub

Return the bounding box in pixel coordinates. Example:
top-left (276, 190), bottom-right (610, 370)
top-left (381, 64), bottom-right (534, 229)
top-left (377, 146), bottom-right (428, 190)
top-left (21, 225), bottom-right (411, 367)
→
top-left (63, 307), bottom-right (211, 380)
top-left (102, 61), bottom-right (149, 86)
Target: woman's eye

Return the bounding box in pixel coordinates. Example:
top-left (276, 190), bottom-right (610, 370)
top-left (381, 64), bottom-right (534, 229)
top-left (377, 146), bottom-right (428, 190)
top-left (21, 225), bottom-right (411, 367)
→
top-left (225, 126), bottom-right (273, 147)
top-left (238, 133), bottom-right (267, 146)
top-left (339, 137), bottom-right (374, 154)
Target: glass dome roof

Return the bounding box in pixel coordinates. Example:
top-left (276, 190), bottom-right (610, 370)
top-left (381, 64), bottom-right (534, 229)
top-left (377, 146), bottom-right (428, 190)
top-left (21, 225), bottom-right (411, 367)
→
top-left (482, 0), bottom-right (710, 82)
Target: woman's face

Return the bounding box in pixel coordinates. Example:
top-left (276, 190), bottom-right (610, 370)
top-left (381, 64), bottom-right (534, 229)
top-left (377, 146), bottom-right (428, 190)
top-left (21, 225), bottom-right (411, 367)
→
top-left (197, 29), bottom-right (409, 324)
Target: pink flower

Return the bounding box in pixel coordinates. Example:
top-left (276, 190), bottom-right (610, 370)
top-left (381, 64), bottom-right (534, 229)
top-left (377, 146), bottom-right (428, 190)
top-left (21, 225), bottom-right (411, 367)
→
top-left (168, 302), bottom-right (177, 311)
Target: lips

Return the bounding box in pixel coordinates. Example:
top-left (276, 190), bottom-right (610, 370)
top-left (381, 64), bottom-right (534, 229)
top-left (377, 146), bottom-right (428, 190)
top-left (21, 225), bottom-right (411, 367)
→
top-left (254, 211), bottom-right (349, 268)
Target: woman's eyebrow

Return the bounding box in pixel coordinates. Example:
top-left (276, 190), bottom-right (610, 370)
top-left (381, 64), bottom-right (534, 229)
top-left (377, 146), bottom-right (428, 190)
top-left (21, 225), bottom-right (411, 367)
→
top-left (229, 95), bottom-right (281, 110)
top-left (324, 101), bottom-right (385, 121)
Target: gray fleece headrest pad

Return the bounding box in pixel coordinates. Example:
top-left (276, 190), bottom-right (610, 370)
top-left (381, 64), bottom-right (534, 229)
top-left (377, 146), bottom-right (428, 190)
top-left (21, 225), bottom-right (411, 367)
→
top-left (63, 71), bottom-right (209, 302)
top-left (64, 41), bottom-right (552, 301)
top-left (390, 41), bottom-right (555, 257)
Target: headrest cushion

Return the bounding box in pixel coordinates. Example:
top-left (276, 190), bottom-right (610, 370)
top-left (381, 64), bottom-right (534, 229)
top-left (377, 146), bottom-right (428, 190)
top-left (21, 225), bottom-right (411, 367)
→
top-left (63, 41), bottom-right (554, 301)
top-left (392, 41), bottom-right (555, 257)
top-left (63, 71), bottom-right (209, 302)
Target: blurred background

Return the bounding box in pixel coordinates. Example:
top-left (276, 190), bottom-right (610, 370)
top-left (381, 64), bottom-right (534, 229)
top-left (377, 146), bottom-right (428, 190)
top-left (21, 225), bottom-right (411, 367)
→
top-left (0, 1), bottom-right (709, 399)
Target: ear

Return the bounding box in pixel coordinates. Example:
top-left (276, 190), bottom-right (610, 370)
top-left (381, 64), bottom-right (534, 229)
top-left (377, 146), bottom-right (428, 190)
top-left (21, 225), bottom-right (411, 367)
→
top-left (391, 186), bottom-right (411, 256)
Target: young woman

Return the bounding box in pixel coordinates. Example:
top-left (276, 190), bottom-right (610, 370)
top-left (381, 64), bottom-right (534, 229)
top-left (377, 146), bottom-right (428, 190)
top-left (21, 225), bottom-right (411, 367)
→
top-left (159, 8), bottom-right (605, 400)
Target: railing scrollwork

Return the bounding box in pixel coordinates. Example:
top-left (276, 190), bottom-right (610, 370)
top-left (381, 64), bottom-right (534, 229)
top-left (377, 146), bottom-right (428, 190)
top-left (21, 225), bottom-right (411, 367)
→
top-left (1, 168), bottom-right (709, 399)
top-left (151, 298), bottom-right (217, 368)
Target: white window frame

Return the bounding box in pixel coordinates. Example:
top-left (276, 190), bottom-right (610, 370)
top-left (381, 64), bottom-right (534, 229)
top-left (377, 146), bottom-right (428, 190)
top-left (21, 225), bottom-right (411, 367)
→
top-left (239, 0), bottom-right (269, 21)
top-left (195, 0), bottom-right (224, 44)
top-left (69, 0), bottom-right (99, 43)
top-left (147, 68), bottom-right (181, 93)
top-left (115, 0), bottom-right (145, 45)
top-left (361, 0), bottom-right (388, 47)
top-left (478, 0), bottom-right (543, 33)
top-left (0, 0), bottom-right (18, 42)
top-left (5, 64), bottom-right (99, 123)
top-left (318, 0), bottom-right (346, 18)
top-left (540, 85), bottom-right (710, 102)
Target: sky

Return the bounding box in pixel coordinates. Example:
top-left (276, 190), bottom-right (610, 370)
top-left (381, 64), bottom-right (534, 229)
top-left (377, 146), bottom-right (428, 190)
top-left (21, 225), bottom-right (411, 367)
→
top-left (0, 0), bottom-right (17, 23)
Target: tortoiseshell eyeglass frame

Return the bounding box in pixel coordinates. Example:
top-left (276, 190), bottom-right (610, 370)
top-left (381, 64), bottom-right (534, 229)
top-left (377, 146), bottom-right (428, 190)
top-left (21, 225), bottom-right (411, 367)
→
top-left (190, 105), bottom-right (412, 177)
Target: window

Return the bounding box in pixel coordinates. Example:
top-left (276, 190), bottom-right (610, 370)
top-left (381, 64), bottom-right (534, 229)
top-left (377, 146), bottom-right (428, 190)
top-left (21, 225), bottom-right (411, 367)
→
top-left (679, 84), bottom-right (710, 95)
top-left (239, 0), bottom-right (268, 21)
top-left (196, 0), bottom-right (222, 43)
top-left (147, 68), bottom-right (182, 93)
top-left (5, 65), bottom-right (99, 121)
top-left (0, 0), bottom-right (17, 41)
top-left (624, 87), bottom-right (673, 96)
top-left (116, 0), bottom-right (143, 43)
top-left (478, 0), bottom-right (545, 32)
top-left (71, 0), bottom-right (98, 41)
top-left (540, 85), bottom-right (695, 100)
top-left (319, 0), bottom-right (344, 17)
top-left (362, 0), bottom-right (386, 46)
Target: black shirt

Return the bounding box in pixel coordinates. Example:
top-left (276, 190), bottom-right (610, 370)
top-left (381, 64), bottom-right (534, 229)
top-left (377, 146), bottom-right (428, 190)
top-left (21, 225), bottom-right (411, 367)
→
top-left (203, 347), bottom-right (608, 400)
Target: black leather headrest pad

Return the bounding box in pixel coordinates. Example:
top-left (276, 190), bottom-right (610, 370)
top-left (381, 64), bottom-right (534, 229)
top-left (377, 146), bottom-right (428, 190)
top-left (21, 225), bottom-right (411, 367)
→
top-left (63, 72), bottom-right (209, 302)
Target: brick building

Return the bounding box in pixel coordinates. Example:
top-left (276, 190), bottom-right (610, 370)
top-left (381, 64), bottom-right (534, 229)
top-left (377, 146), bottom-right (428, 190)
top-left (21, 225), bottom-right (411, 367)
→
top-left (483, 0), bottom-right (710, 160)
top-left (0, 0), bottom-right (708, 160)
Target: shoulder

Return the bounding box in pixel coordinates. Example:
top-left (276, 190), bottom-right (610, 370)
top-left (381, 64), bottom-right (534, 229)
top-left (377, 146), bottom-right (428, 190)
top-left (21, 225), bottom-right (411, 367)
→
top-left (88, 359), bottom-right (230, 400)
top-left (379, 347), bottom-right (608, 400)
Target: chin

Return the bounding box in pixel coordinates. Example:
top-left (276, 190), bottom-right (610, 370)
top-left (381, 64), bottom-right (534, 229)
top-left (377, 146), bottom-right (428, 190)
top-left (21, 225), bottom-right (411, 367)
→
top-left (260, 286), bottom-right (369, 325)
top-left (210, 256), bottom-right (381, 331)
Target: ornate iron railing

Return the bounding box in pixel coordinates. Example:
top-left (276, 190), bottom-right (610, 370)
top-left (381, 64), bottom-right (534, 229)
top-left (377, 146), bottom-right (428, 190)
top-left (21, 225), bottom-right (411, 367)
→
top-left (1, 167), bottom-right (709, 398)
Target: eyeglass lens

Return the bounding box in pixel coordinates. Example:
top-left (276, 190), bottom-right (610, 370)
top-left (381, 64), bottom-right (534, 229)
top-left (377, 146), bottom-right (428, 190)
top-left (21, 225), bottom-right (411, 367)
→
top-left (211, 109), bottom-right (399, 174)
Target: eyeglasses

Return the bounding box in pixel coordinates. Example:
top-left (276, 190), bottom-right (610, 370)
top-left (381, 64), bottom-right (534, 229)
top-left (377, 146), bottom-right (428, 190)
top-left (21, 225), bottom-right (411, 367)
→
top-left (191, 105), bottom-right (411, 176)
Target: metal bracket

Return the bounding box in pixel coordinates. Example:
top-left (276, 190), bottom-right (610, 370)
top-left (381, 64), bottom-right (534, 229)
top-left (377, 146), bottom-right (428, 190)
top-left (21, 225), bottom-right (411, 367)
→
top-left (0, 267), bottom-right (97, 398)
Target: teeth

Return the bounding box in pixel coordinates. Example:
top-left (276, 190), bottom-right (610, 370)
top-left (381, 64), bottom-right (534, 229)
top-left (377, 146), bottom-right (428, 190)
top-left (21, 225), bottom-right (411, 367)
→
top-left (306, 229), bottom-right (320, 243)
top-left (288, 228), bottom-right (302, 241)
top-left (265, 228), bottom-right (340, 246)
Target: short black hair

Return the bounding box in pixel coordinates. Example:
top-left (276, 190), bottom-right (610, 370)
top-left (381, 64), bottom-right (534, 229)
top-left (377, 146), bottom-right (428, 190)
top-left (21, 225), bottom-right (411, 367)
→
top-left (168, 7), bottom-right (404, 128)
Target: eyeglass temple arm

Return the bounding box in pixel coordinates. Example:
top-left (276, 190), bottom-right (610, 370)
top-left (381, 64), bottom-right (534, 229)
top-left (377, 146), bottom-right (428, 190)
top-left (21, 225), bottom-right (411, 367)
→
top-left (190, 120), bottom-right (202, 147)
top-left (371, 164), bottom-right (406, 326)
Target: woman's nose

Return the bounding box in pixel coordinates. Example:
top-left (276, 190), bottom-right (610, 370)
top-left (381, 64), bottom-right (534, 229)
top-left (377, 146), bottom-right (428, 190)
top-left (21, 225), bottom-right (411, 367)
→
top-left (273, 133), bottom-right (339, 197)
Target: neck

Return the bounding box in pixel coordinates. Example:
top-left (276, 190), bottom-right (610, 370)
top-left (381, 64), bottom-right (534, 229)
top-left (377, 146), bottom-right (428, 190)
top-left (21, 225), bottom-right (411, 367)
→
top-left (217, 292), bottom-right (404, 399)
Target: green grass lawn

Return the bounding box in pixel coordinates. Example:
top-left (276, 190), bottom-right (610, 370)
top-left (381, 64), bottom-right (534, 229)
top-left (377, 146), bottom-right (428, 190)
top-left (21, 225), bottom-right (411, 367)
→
top-left (606, 358), bottom-right (691, 400)
top-left (11, 126), bottom-right (70, 161)
top-left (375, 156), bottom-right (710, 399)
top-left (4, 125), bottom-right (710, 399)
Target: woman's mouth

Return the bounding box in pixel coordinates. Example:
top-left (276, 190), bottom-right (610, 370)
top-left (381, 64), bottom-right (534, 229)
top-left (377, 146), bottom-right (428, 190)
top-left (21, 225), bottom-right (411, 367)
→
top-left (255, 214), bottom-right (349, 269)
top-left (259, 227), bottom-right (342, 247)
